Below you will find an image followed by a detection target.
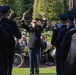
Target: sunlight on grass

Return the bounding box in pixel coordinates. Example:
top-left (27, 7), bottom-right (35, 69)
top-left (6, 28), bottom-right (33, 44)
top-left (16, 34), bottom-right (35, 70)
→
top-left (12, 67), bottom-right (56, 75)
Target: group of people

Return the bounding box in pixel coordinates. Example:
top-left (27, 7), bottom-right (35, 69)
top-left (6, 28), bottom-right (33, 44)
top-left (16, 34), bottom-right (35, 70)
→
top-left (0, 6), bottom-right (21, 75)
top-left (0, 5), bottom-right (48, 75)
top-left (51, 8), bottom-right (76, 75)
top-left (1, 5), bottom-right (76, 75)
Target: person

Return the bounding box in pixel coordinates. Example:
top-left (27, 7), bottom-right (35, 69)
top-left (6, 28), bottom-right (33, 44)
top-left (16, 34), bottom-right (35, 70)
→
top-left (54, 12), bottom-right (75, 75)
top-left (51, 14), bottom-right (68, 75)
top-left (21, 29), bottom-right (27, 36)
top-left (19, 35), bottom-right (27, 53)
top-left (22, 14), bottom-right (47, 74)
top-left (15, 38), bottom-right (21, 53)
top-left (51, 21), bottom-right (57, 30)
top-left (0, 6), bottom-right (14, 75)
top-left (0, 7), bottom-right (9, 75)
top-left (45, 25), bottom-right (50, 36)
top-left (60, 10), bottom-right (76, 75)
top-left (41, 36), bottom-right (47, 57)
top-left (1, 6), bottom-right (21, 75)
top-left (44, 45), bottom-right (56, 66)
top-left (21, 12), bottom-right (26, 22)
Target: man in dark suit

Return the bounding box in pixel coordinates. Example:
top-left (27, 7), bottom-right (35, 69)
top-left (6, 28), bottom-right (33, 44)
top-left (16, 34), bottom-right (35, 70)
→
top-left (0, 8), bottom-right (10, 75)
top-left (22, 15), bottom-right (47, 74)
top-left (51, 14), bottom-right (68, 75)
top-left (55, 13), bottom-right (75, 75)
top-left (1, 6), bottom-right (21, 75)
top-left (60, 10), bottom-right (76, 75)
top-left (0, 6), bottom-right (14, 75)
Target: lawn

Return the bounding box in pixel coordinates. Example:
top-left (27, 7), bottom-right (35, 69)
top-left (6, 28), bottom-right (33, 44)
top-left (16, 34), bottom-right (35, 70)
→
top-left (12, 67), bottom-right (56, 75)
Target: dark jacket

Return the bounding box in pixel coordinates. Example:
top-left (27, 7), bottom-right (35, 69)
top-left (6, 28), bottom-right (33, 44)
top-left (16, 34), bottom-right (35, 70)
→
top-left (60, 28), bottom-right (76, 59)
top-left (0, 21), bottom-right (14, 71)
top-left (1, 18), bottom-right (21, 47)
top-left (55, 25), bottom-right (74, 49)
top-left (0, 24), bottom-right (9, 75)
top-left (0, 21), bottom-right (14, 47)
top-left (0, 24), bottom-right (9, 42)
top-left (51, 25), bottom-right (66, 46)
top-left (22, 22), bottom-right (47, 48)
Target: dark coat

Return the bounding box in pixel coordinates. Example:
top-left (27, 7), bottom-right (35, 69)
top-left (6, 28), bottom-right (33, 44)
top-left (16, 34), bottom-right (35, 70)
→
top-left (0, 24), bottom-right (9, 42)
top-left (64, 30), bottom-right (76, 75)
top-left (0, 21), bottom-right (14, 74)
top-left (51, 28), bottom-right (61, 46)
top-left (0, 23), bottom-right (9, 70)
top-left (22, 23), bottom-right (47, 48)
top-left (60, 28), bottom-right (76, 59)
top-left (55, 25), bottom-right (74, 49)
top-left (51, 25), bottom-right (66, 46)
top-left (1, 18), bottom-right (21, 47)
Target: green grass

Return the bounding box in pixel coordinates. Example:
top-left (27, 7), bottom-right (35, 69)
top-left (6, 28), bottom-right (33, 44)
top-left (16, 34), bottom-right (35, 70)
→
top-left (12, 67), bottom-right (56, 75)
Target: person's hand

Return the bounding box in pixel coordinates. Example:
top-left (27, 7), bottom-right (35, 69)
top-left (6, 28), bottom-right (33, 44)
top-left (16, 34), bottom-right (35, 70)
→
top-left (24, 20), bottom-right (27, 25)
top-left (22, 12), bottom-right (26, 18)
top-left (42, 13), bottom-right (46, 21)
top-left (42, 13), bottom-right (45, 17)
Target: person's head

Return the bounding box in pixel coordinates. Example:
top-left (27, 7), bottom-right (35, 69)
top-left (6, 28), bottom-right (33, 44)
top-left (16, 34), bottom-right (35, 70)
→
top-left (22, 35), bottom-right (26, 40)
top-left (31, 18), bottom-right (37, 27)
top-left (66, 11), bottom-right (74, 26)
top-left (1, 6), bottom-right (11, 17)
top-left (58, 14), bottom-right (68, 24)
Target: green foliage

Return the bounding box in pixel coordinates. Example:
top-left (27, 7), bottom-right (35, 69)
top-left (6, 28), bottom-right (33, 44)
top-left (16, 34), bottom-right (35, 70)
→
top-left (33, 0), bottom-right (64, 20)
top-left (0, 0), bottom-right (34, 20)
top-left (33, 0), bottom-right (40, 18)
top-left (8, 0), bottom-right (25, 16)
top-left (74, 0), bottom-right (76, 8)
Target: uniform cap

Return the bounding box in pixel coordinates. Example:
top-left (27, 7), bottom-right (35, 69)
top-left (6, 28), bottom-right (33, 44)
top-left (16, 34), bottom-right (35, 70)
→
top-left (1, 6), bottom-right (10, 13)
top-left (66, 11), bottom-right (74, 20)
top-left (58, 14), bottom-right (68, 20)
top-left (31, 18), bottom-right (37, 23)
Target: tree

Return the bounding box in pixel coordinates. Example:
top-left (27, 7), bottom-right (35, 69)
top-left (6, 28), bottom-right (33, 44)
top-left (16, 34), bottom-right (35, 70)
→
top-left (63, 0), bottom-right (68, 12)
top-left (8, 0), bottom-right (33, 19)
top-left (73, 0), bottom-right (76, 8)
top-left (32, 0), bottom-right (40, 18)
top-left (33, 0), bottom-right (64, 20)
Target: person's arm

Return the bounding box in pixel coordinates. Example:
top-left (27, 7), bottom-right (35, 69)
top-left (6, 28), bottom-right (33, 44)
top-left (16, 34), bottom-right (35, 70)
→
top-left (12, 21), bottom-right (21, 39)
top-left (22, 22), bottom-right (30, 32)
top-left (54, 31), bottom-right (62, 48)
top-left (41, 14), bottom-right (47, 30)
top-left (60, 33), bottom-right (71, 51)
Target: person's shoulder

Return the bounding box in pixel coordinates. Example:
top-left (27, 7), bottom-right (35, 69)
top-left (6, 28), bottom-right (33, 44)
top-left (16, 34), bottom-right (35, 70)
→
top-left (1, 22), bottom-right (12, 30)
top-left (60, 28), bottom-right (67, 33)
top-left (1, 22), bottom-right (10, 27)
top-left (9, 19), bottom-right (14, 22)
top-left (53, 28), bottom-right (61, 32)
top-left (65, 30), bottom-right (71, 38)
